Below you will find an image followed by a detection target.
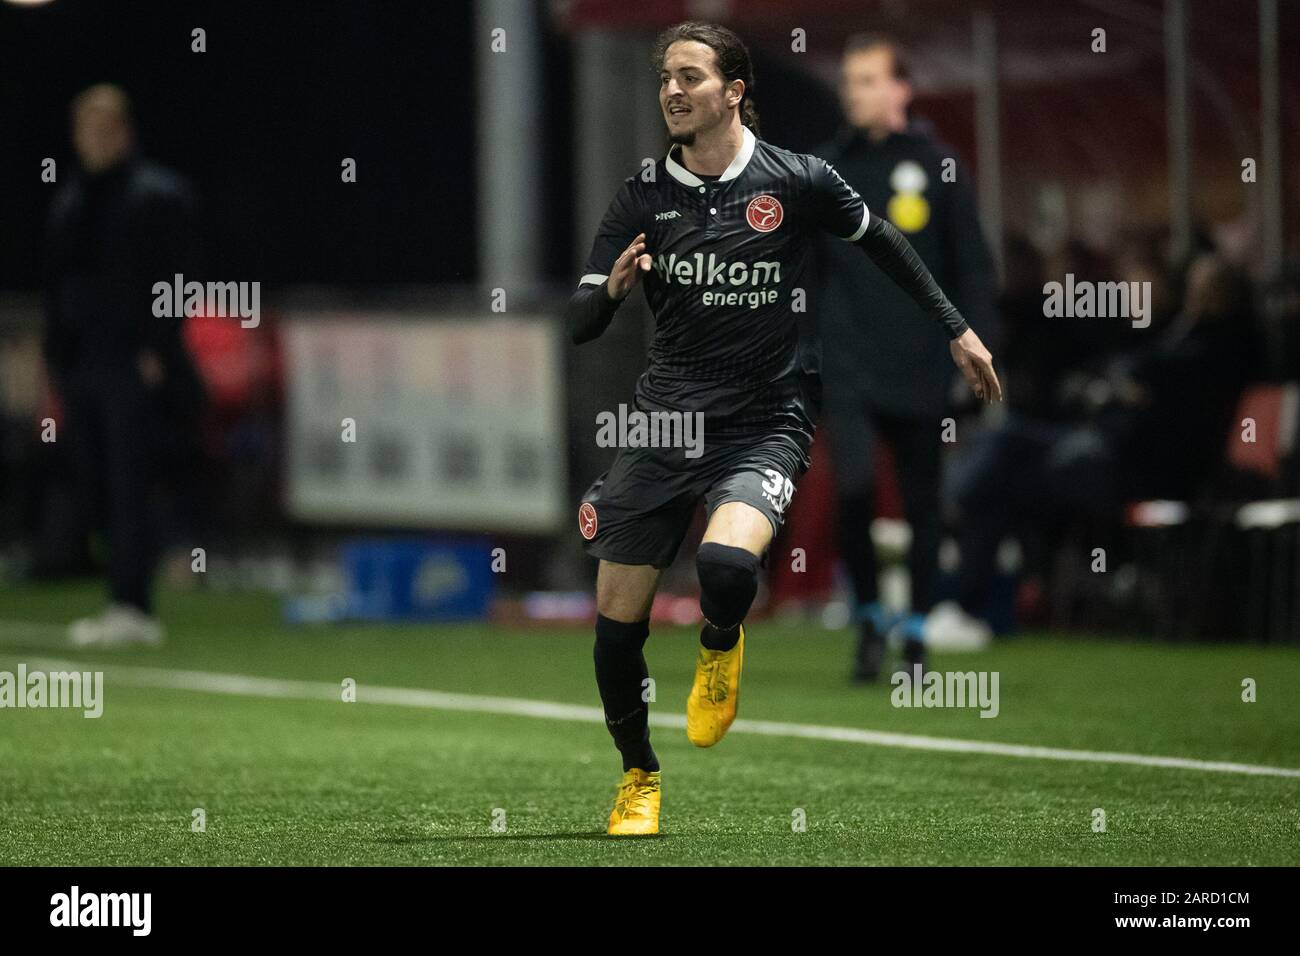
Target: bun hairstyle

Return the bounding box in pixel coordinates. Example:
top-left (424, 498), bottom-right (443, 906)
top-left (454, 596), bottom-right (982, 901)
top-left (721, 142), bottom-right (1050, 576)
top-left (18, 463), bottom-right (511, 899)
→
top-left (652, 21), bottom-right (760, 137)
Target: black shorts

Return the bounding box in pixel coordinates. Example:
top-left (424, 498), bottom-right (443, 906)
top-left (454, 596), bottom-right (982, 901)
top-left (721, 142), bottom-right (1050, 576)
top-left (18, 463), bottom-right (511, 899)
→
top-left (577, 421), bottom-right (813, 570)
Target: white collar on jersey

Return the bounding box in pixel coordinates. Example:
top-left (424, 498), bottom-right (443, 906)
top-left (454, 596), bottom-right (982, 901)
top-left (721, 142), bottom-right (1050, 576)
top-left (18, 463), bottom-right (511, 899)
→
top-left (664, 125), bottom-right (756, 188)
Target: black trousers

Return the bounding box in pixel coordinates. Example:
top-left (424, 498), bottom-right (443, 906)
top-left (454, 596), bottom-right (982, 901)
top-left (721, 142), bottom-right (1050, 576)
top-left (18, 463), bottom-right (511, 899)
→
top-left (823, 397), bottom-right (943, 615)
top-left (65, 369), bottom-right (163, 614)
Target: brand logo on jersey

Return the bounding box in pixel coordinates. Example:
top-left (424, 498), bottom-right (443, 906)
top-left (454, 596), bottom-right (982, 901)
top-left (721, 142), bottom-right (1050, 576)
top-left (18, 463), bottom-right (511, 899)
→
top-left (651, 252), bottom-right (782, 287)
top-left (746, 194), bottom-right (783, 233)
top-left (655, 210), bottom-right (681, 221)
top-left (651, 251), bottom-right (783, 309)
top-left (578, 502), bottom-right (598, 540)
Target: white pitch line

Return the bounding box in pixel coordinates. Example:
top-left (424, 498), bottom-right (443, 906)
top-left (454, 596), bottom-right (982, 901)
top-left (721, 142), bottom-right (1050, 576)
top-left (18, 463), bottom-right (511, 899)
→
top-left (10, 655), bottom-right (1300, 780)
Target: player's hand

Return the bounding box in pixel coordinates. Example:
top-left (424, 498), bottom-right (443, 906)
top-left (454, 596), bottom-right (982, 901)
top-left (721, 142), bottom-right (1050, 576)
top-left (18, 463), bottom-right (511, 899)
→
top-left (607, 233), bottom-right (652, 301)
top-left (949, 328), bottom-right (1002, 403)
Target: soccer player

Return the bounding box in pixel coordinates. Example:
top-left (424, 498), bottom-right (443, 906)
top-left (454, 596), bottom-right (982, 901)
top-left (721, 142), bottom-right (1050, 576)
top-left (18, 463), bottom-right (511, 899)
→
top-left (564, 22), bottom-right (1000, 836)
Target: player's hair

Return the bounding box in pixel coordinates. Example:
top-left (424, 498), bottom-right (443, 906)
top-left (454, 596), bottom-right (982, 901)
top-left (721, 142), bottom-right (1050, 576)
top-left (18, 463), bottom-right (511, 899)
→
top-left (652, 21), bottom-right (760, 137)
top-left (842, 32), bottom-right (911, 83)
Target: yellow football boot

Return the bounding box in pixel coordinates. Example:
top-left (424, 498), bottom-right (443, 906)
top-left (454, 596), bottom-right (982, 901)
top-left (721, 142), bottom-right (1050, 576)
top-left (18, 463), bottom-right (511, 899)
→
top-left (686, 624), bottom-right (745, 747)
top-left (607, 768), bottom-right (661, 835)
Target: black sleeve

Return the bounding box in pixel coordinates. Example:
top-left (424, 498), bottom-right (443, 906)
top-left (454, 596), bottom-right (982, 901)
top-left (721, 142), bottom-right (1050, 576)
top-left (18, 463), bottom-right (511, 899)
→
top-left (564, 278), bottom-right (621, 345)
top-left (854, 210), bottom-right (969, 340)
top-left (806, 154), bottom-right (870, 241)
top-left (566, 178), bottom-right (641, 344)
top-left (577, 178), bottom-right (642, 288)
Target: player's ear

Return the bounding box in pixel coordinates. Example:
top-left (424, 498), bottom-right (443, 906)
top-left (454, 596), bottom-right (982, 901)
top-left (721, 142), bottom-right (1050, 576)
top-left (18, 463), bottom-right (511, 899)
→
top-left (727, 79), bottom-right (744, 111)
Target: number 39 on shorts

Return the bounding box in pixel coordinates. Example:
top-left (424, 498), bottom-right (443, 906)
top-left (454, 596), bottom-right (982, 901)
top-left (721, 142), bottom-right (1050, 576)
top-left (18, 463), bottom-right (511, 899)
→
top-left (760, 468), bottom-right (794, 515)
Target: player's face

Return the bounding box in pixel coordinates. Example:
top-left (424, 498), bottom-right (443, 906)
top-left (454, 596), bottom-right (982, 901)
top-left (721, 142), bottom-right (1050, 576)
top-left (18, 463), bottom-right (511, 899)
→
top-left (659, 40), bottom-right (739, 146)
top-left (840, 48), bottom-right (909, 132)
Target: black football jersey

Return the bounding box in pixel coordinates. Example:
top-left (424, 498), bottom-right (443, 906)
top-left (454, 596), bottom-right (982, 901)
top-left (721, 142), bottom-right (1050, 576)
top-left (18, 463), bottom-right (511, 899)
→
top-left (578, 126), bottom-right (869, 425)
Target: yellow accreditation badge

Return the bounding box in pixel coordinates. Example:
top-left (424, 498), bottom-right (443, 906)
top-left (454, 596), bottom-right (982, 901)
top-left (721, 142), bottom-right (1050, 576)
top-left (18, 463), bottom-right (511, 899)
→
top-left (886, 160), bottom-right (931, 233)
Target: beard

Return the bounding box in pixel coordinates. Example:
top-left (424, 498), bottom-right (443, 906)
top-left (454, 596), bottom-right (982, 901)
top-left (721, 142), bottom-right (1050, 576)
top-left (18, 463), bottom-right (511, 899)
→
top-left (667, 128), bottom-right (695, 146)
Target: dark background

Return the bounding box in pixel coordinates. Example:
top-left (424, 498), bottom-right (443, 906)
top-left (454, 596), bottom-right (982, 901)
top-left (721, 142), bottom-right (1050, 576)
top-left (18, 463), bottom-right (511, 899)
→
top-left (0, 0), bottom-right (485, 286)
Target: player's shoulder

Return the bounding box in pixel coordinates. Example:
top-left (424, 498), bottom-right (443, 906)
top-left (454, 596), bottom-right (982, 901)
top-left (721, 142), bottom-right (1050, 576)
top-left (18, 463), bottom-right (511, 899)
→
top-left (752, 138), bottom-right (835, 193)
top-left (753, 137), bottom-right (814, 173)
top-left (609, 163), bottom-right (668, 208)
top-left (810, 125), bottom-right (856, 165)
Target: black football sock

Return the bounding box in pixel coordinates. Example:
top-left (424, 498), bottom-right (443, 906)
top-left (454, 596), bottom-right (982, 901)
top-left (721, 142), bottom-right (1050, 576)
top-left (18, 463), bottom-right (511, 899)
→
top-left (700, 622), bottom-right (741, 651)
top-left (593, 614), bottom-right (658, 773)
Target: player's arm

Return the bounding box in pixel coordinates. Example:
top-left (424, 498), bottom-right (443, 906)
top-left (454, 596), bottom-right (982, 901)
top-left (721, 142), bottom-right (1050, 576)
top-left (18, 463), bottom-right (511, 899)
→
top-left (811, 156), bottom-right (1001, 402)
top-left (565, 180), bottom-right (648, 345)
top-left (564, 233), bottom-right (651, 345)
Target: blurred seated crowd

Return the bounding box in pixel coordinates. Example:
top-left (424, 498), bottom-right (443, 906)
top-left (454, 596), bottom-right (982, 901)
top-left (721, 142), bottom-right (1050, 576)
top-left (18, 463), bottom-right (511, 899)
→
top-left (936, 232), bottom-right (1298, 638)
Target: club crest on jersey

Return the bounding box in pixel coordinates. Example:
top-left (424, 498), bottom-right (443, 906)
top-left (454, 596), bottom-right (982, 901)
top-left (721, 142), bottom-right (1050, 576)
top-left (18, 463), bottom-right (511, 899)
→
top-left (746, 194), bottom-right (783, 233)
top-left (578, 502), bottom-right (598, 540)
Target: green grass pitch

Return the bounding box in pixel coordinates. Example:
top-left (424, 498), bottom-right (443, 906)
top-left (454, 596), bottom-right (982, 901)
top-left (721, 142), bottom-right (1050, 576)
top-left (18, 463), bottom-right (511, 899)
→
top-left (1, 582), bottom-right (1297, 866)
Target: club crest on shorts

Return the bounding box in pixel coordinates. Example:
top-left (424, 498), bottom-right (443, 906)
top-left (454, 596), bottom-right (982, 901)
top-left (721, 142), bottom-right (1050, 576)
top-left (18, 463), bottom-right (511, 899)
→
top-left (746, 194), bottom-right (783, 233)
top-left (578, 502), bottom-right (598, 540)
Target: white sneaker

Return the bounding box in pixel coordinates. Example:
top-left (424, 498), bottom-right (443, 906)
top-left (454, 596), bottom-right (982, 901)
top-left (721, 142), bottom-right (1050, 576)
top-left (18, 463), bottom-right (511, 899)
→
top-left (923, 600), bottom-right (992, 652)
top-left (69, 604), bottom-right (165, 648)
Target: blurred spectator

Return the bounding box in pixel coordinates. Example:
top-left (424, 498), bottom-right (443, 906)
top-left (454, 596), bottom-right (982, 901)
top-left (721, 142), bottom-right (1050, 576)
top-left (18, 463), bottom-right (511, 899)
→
top-left (813, 34), bottom-right (997, 680)
top-left (947, 252), bottom-right (1257, 627)
top-left (998, 236), bottom-right (1176, 424)
top-left (997, 234), bottom-right (1065, 422)
top-left (42, 84), bottom-right (204, 646)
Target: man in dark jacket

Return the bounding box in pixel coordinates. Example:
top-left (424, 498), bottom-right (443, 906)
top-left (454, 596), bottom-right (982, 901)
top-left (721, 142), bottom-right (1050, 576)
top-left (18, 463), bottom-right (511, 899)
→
top-left (814, 35), bottom-right (998, 680)
top-left (43, 84), bottom-right (203, 647)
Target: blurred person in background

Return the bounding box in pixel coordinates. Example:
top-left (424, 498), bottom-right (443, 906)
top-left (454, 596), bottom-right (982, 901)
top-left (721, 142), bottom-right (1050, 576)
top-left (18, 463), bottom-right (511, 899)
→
top-left (947, 252), bottom-right (1256, 627)
top-left (976, 236), bottom-right (1173, 620)
top-left (42, 84), bottom-right (204, 647)
top-left (813, 34), bottom-right (998, 681)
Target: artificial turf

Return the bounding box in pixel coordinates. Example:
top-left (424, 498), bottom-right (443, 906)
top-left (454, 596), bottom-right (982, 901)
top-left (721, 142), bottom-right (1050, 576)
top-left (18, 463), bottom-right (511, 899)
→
top-left (1, 583), bottom-right (1297, 865)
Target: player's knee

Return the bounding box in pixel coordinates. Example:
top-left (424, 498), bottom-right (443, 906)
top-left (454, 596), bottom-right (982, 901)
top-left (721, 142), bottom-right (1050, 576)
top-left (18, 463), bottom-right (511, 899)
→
top-left (696, 543), bottom-right (759, 629)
